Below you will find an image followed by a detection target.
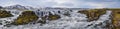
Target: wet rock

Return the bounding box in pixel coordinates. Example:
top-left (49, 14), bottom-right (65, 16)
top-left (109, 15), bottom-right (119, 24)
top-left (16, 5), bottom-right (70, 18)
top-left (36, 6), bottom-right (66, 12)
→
top-left (63, 10), bottom-right (71, 16)
top-left (11, 11), bottom-right (39, 25)
top-left (42, 13), bottom-right (61, 21)
top-left (48, 14), bottom-right (61, 20)
top-left (37, 20), bottom-right (46, 24)
top-left (64, 12), bottom-right (70, 16)
top-left (101, 20), bottom-right (113, 29)
top-left (104, 23), bottom-right (113, 29)
top-left (4, 24), bottom-right (12, 27)
top-left (111, 10), bottom-right (120, 29)
top-left (78, 9), bottom-right (106, 22)
top-left (0, 10), bottom-right (13, 18)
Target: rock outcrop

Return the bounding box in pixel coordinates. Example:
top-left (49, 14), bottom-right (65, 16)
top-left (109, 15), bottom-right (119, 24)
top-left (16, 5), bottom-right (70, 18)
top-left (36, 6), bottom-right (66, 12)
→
top-left (42, 13), bottom-right (61, 21)
top-left (78, 9), bottom-right (106, 22)
top-left (0, 10), bottom-right (13, 18)
top-left (11, 11), bottom-right (39, 25)
top-left (111, 10), bottom-right (120, 29)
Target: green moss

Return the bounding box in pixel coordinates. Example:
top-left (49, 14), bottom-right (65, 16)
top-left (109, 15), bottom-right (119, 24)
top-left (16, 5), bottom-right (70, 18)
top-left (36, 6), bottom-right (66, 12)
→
top-left (78, 9), bottom-right (106, 22)
top-left (42, 14), bottom-right (61, 21)
top-left (48, 14), bottom-right (61, 20)
top-left (11, 11), bottom-right (39, 25)
top-left (111, 10), bottom-right (120, 29)
top-left (78, 8), bottom-right (120, 29)
top-left (0, 10), bottom-right (13, 18)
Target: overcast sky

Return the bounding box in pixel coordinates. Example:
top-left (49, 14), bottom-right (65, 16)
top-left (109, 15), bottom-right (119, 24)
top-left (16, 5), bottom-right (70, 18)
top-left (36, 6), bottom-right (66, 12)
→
top-left (0, 0), bottom-right (120, 8)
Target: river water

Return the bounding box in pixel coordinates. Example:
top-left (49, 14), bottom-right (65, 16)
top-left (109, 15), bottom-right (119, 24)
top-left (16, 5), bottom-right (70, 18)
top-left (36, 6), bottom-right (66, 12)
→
top-left (0, 9), bottom-right (112, 29)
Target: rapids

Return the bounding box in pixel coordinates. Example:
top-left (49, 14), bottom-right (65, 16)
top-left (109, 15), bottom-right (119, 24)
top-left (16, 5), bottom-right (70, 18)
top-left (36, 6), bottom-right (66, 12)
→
top-left (0, 9), bottom-right (112, 29)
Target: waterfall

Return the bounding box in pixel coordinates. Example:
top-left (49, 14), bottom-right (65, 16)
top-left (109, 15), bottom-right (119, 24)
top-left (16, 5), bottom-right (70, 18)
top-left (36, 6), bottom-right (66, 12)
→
top-left (0, 9), bottom-right (112, 29)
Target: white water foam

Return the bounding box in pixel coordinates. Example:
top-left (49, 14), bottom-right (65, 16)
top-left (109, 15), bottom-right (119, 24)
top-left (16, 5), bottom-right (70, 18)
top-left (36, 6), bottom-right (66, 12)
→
top-left (0, 10), bottom-right (111, 29)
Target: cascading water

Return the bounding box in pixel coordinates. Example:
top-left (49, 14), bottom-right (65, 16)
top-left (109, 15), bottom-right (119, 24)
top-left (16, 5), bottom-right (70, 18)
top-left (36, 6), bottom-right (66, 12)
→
top-left (0, 9), bottom-right (112, 29)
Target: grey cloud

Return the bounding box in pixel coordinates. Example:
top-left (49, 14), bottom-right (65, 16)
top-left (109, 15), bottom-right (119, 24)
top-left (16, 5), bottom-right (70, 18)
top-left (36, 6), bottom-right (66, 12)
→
top-left (60, 3), bottom-right (74, 6)
top-left (0, 0), bottom-right (120, 8)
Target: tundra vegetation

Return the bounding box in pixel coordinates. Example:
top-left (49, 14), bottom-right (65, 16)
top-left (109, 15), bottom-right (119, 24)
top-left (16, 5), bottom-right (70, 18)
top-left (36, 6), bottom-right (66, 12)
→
top-left (1, 8), bottom-right (120, 29)
top-left (78, 8), bottom-right (120, 29)
top-left (11, 11), bottom-right (39, 25)
top-left (78, 9), bottom-right (106, 22)
top-left (0, 10), bottom-right (13, 18)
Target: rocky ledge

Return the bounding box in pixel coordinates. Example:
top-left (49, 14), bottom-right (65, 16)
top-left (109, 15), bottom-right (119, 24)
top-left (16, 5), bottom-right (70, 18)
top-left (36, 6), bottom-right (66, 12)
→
top-left (0, 10), bottom-right (13, 18)
top-left (110, 9), bottom-right (120, 29)
top-left (11, 11), bottom-right (39, 25)
top-left (78, 9), bottom-right (106, 22)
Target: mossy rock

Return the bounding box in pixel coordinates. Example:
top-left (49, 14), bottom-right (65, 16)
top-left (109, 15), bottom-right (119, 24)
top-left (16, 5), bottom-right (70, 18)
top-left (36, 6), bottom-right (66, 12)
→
top-left (42, 14), bottom-right (61, 21)
top-left (0, 10), bottom-right (13, 18)
top-left (11, 11), bottom-right (39, 25)
top-left (111, 10), bottom-right (120, 29)
top-left (48, 14), bottom-right (61, 20)
top-left (78, 9), bottom-right (106, 22)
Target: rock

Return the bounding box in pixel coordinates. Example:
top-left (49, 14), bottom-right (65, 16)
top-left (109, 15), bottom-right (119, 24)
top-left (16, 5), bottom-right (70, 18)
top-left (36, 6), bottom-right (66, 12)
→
top-left (42, 13), bottom-right (61, 21)
top-left (0, 10), bottom-right (13, 18)
top-left (78, 9), bottom-right (106, 22)
top-left (111, 10), bottom-right (120, 29)
top-left (37, 20), bottom-right (46, 24)
top-left (11, 11), bottom-right (39, 25)
top-left (48, 14), bottom-right (61, 20)
top-left (64, 12), bottom-right (70, 16)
